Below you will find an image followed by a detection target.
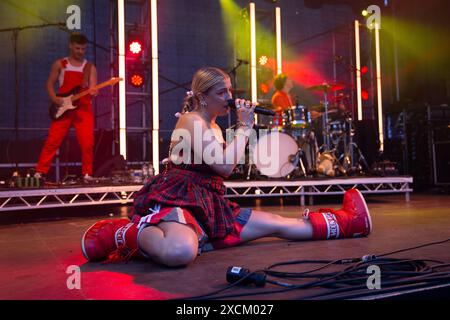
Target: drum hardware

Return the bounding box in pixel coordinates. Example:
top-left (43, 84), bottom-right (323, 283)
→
top-left (225, 79), bottom-right (374, 179)
top-left (306, 82), bottom-right (346, 152)
top-left (284, 105), bottom-right (311, 130)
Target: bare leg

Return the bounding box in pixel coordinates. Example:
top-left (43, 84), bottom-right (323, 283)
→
top-left (240, 210), bottom-right (314, 243)
top-left (138, 221), bottom-right (198, 267)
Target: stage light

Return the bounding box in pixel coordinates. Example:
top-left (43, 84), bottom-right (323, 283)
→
top-left (118, 0), bottom-right (127, 159)
top-left (128, 40), bottom-right (142, 55)
top-left (362, 9), bottom-right (368, 17)
top-left (260, 83), bottom-right (269, 94)
top-left (127, 38), bottom-right (145, 88)
top-left (130, 72), bottom-right (144, 88)
top-left (275, 6), bottom-right (282, 75)
top-left (361, 90), bottom-right (369, 101)
top-left (151, 0), bottom-right (160, 174)
top-left (361, 65), bottom-right (368, 75)
top-left (250, 2), bottom-right (257, 124)
top-left (259, 55), bottom-right (268, 66)
top-left (374, 23), bottom-right (384, 152)
top-left (355, 20), bottom-right (362, 121)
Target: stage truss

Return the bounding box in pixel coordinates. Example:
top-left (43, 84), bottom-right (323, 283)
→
top-left (0, 176), bottom-right (412, 212)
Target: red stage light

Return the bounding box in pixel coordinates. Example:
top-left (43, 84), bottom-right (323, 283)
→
top-left (130, 73), bottom-right (144, 87)
top-left (129, 41), bottom-right (142, 55)
top-left (260, 83), bottom-right (269, 94)
top-left (361, 66), bottom-right (368, 75)
top-left (361, 90), bottom-right (369, 101)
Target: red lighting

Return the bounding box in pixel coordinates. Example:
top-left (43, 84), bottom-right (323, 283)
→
top-left (130, 73), bottom-right (144, 87)
top-left (129, 41), bottom-right (142, 55)
top-left (361, 90), bottom-right (369, 101)
top-left (361, 66), bottom-right (368, 75)
top-left (260, 83), bottom-right (270, 94)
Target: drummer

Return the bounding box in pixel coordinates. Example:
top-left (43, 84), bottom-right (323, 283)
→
top-left (271, 73), bottom-right (294, 113)
top-left (271, 74), bottom-right (324, 125)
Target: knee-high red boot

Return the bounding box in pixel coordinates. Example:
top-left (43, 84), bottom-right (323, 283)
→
top-left (303, 188), bottom-right (373, 240)
top-left (81, 218), bottom-right (141, 262)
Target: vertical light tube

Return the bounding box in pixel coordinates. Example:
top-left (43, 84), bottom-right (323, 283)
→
top-left (249, 2), bottom-right (257, 124)
top-left (118, 0), bottom-right (127, 159)
top-left (375, 23), bottom-right (384, 152)
top-left (151, 0), bottom-right (160, 174)
top-left (275, 7), bottom-right (282, 75)
top-left (354, 20), bottom-right (362, 121)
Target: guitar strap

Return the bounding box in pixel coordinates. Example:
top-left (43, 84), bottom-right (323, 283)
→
top-left (82, 62), bottom-right (92, 88)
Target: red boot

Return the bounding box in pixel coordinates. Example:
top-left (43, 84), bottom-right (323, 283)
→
top-left (81, 218), bottom-right (141, 262)
top-left (303, 188), bottom-right (373, 240)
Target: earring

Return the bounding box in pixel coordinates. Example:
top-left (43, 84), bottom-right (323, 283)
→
top-left (200, 99), bottom-right (207, 108)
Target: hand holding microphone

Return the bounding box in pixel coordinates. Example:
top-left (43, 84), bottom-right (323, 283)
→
top-left (234, 99), bottom-right (255, 129)
top-left (226, 99), bottom-right (275, 116)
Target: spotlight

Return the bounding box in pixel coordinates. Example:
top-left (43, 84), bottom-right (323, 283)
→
top-left (129, 40), bottom-right (142, 55)
top-left (130, 73), bottom-right (144, 88)
top-left (362, 9), bottom-right (368, 17)
top-left (259, 83), bottom-right (269, 94)
top-left (361, 66), bottom-right (368, 75)
top-left (128, 62), bottom-right (145, 88)
top-left (361, 90), bottom-right (369, 101)
top-left (259, 55), bottom-right (268, 66)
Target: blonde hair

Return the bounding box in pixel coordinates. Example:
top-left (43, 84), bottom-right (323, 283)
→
top-left (182, 67), bottom-right (229, 113)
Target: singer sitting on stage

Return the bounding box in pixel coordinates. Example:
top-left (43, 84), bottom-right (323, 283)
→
top-left (81, 67), bottom-right (372, 267)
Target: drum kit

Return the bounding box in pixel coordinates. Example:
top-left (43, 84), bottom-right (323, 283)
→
top-left (232, 82), bottom-right (369, 180)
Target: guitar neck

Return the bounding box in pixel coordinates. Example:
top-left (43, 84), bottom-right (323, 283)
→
top-left (71, 79), bottom-right (120, 102)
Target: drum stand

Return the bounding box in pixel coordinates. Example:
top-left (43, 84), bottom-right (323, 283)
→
top-left (287, 148), bottom-right (308, 178)
top-left (321, 91), bottom-right (332, 152)
top-left (338, 116), bottom-right (369, 174)
top-left (347, 142), bottom-right (370, 173)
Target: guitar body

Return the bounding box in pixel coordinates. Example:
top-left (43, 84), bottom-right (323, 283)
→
top-left (47, 77), bottom-right (123, 120)
top-left (48, 86), bottom-right (82, 120)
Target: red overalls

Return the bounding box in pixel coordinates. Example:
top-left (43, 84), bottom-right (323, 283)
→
top-left (36, 58), bottom-right (94, 176)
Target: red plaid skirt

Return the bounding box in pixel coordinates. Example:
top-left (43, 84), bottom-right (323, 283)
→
top-left (131, 167), bottom-right (244, 240)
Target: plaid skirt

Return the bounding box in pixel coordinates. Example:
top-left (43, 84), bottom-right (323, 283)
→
top-left (131, 167), bottom-right (243, 240)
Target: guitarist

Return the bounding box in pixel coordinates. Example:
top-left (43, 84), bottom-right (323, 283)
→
top-left (35, 33), bottom-right (97, 182)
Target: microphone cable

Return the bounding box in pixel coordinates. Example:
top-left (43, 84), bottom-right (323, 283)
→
top-left (177, 237), bottom-right (450, 300)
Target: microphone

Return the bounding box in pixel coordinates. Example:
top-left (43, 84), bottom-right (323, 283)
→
top-left (236, 58), bottom-right (249, 65)
top-left (226, 99), bottom-right (275, 116)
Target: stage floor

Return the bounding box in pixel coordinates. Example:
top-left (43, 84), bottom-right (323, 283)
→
top-left (1, 193), bottom-right (449, 300)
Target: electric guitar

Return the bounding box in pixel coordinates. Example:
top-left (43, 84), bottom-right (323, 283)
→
top-left (48, 77), bottom-right (123, 120)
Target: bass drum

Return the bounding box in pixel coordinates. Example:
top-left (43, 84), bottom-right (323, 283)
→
top-left (251, 131), bottom-right (299, 178)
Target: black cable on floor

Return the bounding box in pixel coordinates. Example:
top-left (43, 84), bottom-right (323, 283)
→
top-left (179, 237), bottom-right (450, 300)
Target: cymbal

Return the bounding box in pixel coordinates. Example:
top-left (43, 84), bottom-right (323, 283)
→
top-left (306, 82), bottom-right (345, 92)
